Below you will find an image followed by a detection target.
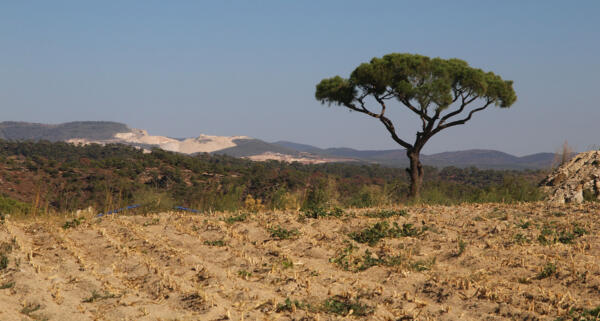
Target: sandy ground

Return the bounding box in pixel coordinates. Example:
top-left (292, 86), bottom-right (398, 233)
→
top-left (1, 202), bottom-right (600, 320)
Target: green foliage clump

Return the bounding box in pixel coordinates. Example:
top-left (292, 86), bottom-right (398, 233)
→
top-left (514, 233), bottom-right (530, 245)
top-left (0, 254), bottom-right (8, 270)
top-left (281, 258), bottom-right (294, 269)
top-left (349, 221), bottom-right (426, 246)
top-left (455, 238), bottom-right (467, 256)
top-left (0, 194), bottom-right (31, 215)
top-left (142, 217), bottom-right (160, 226)
top-left (302, 181), bottom-right (330, 211)
top-left (20, 303), bottom-right (41, 316)
top-left (82, 290), bottom-right (119, 303)
top-left (357, 250), bottom-right (404, 271)
top-left (410, 258), bottom-right (436, 271)
top-left (555, 305), bottom-right (600, 321)
top-left (364, 209), bottom-right (407, 218)
top-left (330, 243), bottom-right (405, 272)
top-left (516, 220), bottom-right (532, 229)
top-left (133, 190), bottom-right (176, 213)
top-left (276, 298), bottom-right (306, 312)
top-left (322, 296), bottom-right (373, 316)
top-left (224, 213), bottom-right (247, 224)
top-left (63, 217), bottom-right (84, 229)
top-left (330, 243), bottom-right (357, 271)
top-left (537, 262), bottom-right (557, 279)
top-left (268, 226), bottom-right (300, 240)
top-left (302, 206), bottom-right (344, 219)
top-left (0, 239), bottom-right (15, 271)
top-left (349, 222), bottom-right (390, 246)
top-left (237, 270), bottom-right (252, 278)
top-left (203, 239), bottom-right (226, 247)
top-left (583, 189), bottom-right (598, 202)
top-left (538, 223), bottom-right (587, 245)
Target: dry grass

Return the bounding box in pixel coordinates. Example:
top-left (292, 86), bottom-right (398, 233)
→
top-left (1, 202), bottom-right (600, 320)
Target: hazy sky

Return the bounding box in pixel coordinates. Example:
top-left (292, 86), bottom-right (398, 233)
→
top-left (1, 1), bottom-right (599, 155)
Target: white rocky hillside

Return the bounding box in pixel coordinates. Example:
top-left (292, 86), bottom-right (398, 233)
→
top-left (67, 128), bottom-right (251, 154)
top-left (541, 150), bottom-right (600, 203)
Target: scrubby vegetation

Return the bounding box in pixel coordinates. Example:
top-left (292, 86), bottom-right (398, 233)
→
top-left (0, 140), bottom-right (545, 215)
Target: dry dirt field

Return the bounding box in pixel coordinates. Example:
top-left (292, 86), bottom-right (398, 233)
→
top-left (1, 202), bottom-right (600, 321)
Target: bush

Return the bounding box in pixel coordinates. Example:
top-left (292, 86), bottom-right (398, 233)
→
top-left (302, 206), bottom-right (344, 219)
top-left (133, 190), bottom-right (176, 213)
top-left (302, 181), bottom-right (329, 210)
top-left (350, 221), bottom-right (426, 246)
top-left (63, 217), bottom-right (84, 229)
top-left (537, 262), bottom-right (557, 279)
top-left (268, 226), bottom-right (300, 240)
top-left (276, 298), bottom-right (306, 312)
top-left (0, 195), bottom-right (31, 215)
top-left (0, 254), bottom-right (8, 270)
top-left (322, 296), bottom-right (373, 316)
top-left (364, 209), bottom-right (407, 218)
top-left (243, 195), bottom-right (264, 213)
top-left (224, 213), bottom-right (247, 224)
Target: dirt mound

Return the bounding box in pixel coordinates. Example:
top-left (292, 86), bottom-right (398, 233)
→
top-left (541, 150), bottom-right (600, 203)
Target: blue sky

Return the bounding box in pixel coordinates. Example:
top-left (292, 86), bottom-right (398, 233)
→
top-left (1, 1), bottom-right (599, 155)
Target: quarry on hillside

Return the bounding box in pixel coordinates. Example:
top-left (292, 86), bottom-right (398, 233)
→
top-left (68, 128), bottom-right (252, 155)
top-left (542, 150), bottom-right (600, 204)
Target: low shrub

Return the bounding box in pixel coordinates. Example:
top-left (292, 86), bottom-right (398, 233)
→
top-left (63, 217), bottom-right (84, 229)
top-left (364, 209), bottom-right (408, 218)
top-left (268, 226), bottom-right (300, 240)
top-left (224, 213), bottom-right (247, 224)
top-left (203, 239), bottom-right (226, 247)
top-left (537, 262), bottom-right (557, 279)
top-left (349, 221), bottom-right (426, 246)
top-left (322, 296), bottom-right (373, 316)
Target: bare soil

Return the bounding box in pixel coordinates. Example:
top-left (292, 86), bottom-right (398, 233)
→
top-left (1, 202), bottom-right (600, 320)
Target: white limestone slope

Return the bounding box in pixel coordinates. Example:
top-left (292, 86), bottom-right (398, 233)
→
top-left (65, 127), bottom-right (349, 164)
top-left (114, 129), bottom-right (250, 154)
top-left (68, 128), bottom-right (250, 154)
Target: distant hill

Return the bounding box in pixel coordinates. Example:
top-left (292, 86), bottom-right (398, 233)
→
top-left (0, 121), bottom-right (130, 142)
top-left (213, 139), bottom-right (300, 157)
top-left (0, 121), bottom-right (557, 169)
top-left (421, 150), bottom-right (557, 170)
top-left (273, 141), bottom-right (556, 170)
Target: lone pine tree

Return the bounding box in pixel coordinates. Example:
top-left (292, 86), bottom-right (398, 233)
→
top-left (315, 53), bottom-right (516, 198)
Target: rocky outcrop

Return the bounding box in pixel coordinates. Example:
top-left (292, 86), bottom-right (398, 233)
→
top-left (541, 150), bottom-right (600, 204)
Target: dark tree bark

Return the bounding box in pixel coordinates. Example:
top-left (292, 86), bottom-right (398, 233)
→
top-left (406, 150), bottom-right (424, 198)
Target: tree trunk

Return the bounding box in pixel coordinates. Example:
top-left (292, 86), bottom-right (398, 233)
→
top-left (406, 150), bottom-right (424, 199)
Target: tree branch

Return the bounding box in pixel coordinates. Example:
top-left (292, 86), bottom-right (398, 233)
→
top-left (399, 98), bottom-right (432, 123)
top-left (379, 116), bottom-right (413, 149)
top-left (430, 100), bottom-right (494, 137)
top-left (439, 93), bottom-right (478, 125)
top-left (344, 100), bottom-right (379, 118)
top-left (373, 96), bottom-right (387, 118)
top-left (338, 100), bottom-right (413, 149)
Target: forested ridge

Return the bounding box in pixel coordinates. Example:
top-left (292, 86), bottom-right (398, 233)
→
top-left (0, 140), bottom-right (545, 215)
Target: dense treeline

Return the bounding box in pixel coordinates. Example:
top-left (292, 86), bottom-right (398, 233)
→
top-left (0, 140), bottom-right (546, 214)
